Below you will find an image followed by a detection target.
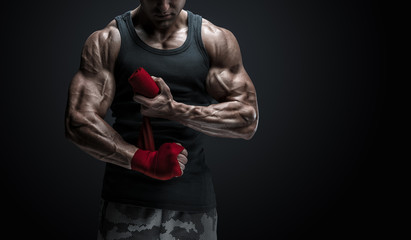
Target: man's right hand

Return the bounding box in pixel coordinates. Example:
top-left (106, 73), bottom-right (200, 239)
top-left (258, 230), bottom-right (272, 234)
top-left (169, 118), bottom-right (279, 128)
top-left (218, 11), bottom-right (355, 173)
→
top-left (131, 143), bottom-right (188, 180)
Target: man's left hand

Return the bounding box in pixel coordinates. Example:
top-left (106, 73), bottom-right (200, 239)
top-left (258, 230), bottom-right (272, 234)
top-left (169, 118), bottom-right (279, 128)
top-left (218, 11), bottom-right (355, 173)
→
top-left (133, 76), bottom-right (176, 119)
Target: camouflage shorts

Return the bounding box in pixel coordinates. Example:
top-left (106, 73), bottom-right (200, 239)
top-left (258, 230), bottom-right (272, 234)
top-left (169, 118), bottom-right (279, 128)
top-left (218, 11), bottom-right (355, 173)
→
top-left (97, 200), bottom-right (217, 240)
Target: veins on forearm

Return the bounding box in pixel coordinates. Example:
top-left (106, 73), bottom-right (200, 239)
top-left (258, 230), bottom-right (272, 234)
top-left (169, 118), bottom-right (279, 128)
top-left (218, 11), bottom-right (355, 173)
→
top-left (66, 110), bottom-right (133, 167)
top-left (173, 100), bottom-right (257, 138)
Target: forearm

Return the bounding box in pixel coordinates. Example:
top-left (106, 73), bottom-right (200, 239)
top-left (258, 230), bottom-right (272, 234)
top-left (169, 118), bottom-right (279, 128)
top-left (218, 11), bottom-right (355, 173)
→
top-left (65, 110), bottom-right (136, 169)
top-left (171, 100), bottom-right (258, 139)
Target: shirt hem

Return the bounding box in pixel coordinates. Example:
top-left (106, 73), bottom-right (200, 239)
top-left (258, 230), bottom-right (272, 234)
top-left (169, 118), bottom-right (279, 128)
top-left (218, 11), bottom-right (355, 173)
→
top-left (101, 196), bottom-right (217, 213)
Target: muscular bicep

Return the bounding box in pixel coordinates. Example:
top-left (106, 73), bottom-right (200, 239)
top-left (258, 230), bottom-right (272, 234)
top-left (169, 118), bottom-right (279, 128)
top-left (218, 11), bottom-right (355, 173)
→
top-left (67, 70), bottom-right (115, 118)
top-left (204, 25), bottom-right (257, 107)
top-left (67, 27), bottom-right (119, 118)
top-left (206, 66), bottom-right (256, 104)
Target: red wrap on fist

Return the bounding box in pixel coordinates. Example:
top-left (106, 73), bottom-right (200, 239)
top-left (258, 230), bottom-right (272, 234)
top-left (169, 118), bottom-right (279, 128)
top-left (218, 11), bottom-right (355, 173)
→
top-left (131, 143), bottom-right (185, 180)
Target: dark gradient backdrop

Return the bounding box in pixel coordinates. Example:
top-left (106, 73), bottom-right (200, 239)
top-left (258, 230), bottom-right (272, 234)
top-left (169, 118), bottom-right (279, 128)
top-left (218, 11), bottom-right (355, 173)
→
top-left (2, 0), bottom-right (387, 239)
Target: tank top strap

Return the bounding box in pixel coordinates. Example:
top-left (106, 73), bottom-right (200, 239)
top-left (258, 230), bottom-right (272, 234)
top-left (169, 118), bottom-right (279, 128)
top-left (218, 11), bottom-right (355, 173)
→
top-left (189, 11), bottom-right (210, 68)
top-left (114, 11), bottom-right (129, 35)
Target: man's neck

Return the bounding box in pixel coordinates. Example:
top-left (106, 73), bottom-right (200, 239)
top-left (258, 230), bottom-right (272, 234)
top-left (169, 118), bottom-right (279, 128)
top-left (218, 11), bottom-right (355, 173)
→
top-left (133, 7), bottom-right (187, 41)
top-left (131, 7), bottom-right (188, 50)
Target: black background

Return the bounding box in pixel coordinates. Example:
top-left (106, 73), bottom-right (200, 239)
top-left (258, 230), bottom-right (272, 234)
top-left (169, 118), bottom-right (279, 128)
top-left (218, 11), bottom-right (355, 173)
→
top-left (2, 0), bottom-right (388, 239)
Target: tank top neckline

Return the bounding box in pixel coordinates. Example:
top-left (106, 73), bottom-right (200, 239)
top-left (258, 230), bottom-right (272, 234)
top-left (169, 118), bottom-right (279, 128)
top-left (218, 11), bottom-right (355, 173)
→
top-left (125, 10), bottom-right (193, 55)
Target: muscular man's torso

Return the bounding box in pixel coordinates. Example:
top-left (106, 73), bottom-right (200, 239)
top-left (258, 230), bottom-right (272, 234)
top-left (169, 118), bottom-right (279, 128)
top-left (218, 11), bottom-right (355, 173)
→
top-left (101, 9), bottom-right (217, 211)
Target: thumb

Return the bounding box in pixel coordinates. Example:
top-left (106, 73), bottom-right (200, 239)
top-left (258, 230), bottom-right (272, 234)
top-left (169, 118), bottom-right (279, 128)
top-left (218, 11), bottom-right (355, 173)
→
top-left (151, 77), bottom-right (171, 94)
top-left (133, 94), bottom-right (150, 106)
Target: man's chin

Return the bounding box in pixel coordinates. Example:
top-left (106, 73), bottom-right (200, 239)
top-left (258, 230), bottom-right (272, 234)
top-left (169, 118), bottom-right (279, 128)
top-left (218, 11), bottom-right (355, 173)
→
top-left (153, 20), bottom-right (175, 30)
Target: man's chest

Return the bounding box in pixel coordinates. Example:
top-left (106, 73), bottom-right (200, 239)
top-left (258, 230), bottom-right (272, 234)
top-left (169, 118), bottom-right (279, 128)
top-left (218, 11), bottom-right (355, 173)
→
top-left (135, 27), bottom-right (188, 50)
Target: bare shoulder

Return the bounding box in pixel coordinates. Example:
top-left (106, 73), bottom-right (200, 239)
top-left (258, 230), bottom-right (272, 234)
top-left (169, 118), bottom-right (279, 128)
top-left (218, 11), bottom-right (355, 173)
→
top-left (80, 19), bottom-right (121, 74)
top-left (201, 18), bottom-right (242, 68)
top-left (201, 18), bottom-right (236, 44)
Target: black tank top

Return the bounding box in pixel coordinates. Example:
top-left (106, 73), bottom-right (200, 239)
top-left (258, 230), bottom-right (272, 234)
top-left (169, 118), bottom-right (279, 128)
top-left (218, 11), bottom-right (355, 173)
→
top-left (101, 10), bottom-right (216, 212)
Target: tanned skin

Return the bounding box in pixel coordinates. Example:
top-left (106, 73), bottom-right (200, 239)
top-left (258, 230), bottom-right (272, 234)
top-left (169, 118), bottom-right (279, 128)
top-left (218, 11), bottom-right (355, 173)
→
top-left (65, 0), bottom-right (259, 175)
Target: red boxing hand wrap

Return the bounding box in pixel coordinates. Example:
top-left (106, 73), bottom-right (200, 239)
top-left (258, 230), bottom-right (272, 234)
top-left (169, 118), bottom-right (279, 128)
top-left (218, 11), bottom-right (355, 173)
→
top-left (128, 67), bottom-right (160, 98)
top-left (131, 143), bottom-right (184, 180)
top-left (128, 68), bottom-right (185, 180)
top-left (128, 67), bottom-right (160, 151)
